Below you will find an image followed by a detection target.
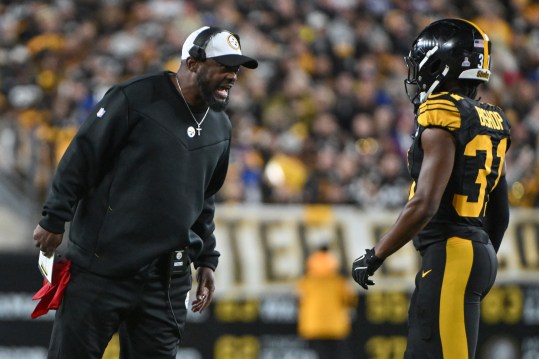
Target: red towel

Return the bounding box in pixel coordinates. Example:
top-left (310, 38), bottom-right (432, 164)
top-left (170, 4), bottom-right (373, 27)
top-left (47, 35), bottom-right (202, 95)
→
top-left (31, 259), bottom-right (72, 319)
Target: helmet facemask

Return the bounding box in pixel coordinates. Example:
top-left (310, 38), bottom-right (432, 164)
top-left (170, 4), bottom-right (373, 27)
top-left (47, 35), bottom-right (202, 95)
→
top-left (404, 46), bottom-right (450, 106)
top-left (404, 55), bottom-right (421, 105)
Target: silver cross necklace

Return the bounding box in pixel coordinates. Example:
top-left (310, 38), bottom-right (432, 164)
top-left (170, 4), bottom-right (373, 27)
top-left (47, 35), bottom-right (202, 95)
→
top-left (175, 75), bottom-right (209, 136)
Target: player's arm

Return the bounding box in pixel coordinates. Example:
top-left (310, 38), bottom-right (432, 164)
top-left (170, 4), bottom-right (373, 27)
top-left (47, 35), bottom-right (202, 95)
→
top-left (374, 127), bottom-right (455, 259)
top-left (484, 174), bottom-right (509, 252)
top-left (353, 126), bottom-right (455, 289)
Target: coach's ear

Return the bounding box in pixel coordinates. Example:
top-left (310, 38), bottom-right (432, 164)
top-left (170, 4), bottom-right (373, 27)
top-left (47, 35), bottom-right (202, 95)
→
top-left (185, 57), bottom-right (199, 73)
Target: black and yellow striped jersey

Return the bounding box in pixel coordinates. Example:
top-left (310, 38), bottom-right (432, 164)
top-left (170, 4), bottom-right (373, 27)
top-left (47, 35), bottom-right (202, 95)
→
top-left (407, 92), bottom-right (511, 250)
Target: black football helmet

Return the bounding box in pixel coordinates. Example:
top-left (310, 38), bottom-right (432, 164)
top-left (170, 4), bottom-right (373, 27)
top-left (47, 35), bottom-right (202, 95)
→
top-left (404, 18), bottom-right (491, 105)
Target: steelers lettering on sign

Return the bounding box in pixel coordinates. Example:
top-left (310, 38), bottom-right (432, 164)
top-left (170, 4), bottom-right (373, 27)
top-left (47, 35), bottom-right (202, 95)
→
top-left (227, 34), bottom-right (240, 50)
top-left (187, 126), bottom-right (196, 138)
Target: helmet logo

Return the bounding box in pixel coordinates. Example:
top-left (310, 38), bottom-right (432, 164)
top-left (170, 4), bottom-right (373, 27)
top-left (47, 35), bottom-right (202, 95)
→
top-left (476, 70), bottom-right (490, 79)
top-left (462, 57), bottom-right (471, 67)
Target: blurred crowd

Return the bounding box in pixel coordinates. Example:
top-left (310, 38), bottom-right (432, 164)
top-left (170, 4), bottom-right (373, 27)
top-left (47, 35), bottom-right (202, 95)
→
top-left (0, 0), bottom-right (538, 208)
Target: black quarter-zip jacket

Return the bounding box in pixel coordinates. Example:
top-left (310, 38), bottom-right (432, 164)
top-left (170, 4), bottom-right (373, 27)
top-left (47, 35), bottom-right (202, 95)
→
top-left (39, 71), bottom-right (229, 277)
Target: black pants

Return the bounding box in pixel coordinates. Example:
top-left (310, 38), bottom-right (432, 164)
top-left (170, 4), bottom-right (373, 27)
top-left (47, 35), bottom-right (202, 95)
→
top-left (404, 237), bottom-right (497, 359)
top-left (47, 260), bottom-right (192, 359)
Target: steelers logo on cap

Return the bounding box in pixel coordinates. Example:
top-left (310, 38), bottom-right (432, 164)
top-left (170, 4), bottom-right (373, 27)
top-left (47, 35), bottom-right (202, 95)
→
top-left (227, 34), bottom-right (240, 50)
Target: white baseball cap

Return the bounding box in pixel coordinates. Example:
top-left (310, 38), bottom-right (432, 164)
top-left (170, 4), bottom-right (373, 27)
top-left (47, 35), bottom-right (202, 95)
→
top-left (181, 26), bottom-right (258, 69)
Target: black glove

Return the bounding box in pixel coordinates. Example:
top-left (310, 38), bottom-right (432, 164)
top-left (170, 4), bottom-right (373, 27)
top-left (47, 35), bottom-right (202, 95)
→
top-left (352, 248), bottom-right (384, 290)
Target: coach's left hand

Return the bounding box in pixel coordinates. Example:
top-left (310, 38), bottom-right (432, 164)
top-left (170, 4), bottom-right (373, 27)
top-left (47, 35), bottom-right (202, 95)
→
top-left (191, 266), bottom-right (215, 313)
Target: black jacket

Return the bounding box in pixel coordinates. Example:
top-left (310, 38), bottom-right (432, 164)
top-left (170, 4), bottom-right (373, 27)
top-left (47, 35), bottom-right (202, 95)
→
top-left (40, 71), bottom-right (230, 276)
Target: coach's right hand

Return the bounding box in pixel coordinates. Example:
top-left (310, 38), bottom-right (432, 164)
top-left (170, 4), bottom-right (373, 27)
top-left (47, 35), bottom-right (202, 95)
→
top-left (33, 224), bottom-right (63, 257)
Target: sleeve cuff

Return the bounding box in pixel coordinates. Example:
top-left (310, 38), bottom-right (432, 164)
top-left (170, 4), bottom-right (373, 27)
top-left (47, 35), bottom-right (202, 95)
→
top-left (193, 254), bottom-right (219, 271)
top-left (39, 215), bottom-right (66, 234)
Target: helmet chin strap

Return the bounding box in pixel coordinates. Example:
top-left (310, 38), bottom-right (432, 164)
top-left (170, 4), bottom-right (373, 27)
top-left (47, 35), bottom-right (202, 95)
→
top-left (419, 65), bottom-right (450, 103)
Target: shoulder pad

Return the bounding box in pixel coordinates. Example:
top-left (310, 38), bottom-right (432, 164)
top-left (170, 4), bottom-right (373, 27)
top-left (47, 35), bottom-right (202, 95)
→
top-left (417, 93), bottom-right (461, 130)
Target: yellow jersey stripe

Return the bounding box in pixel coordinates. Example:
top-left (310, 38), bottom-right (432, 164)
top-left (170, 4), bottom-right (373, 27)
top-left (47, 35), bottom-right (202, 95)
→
top-left (419, 98), bottom-right (457, 109)
top-left (418, 108), bottom-right (461, 129)
top-left (440, 237), bottom-right (474, 359)
top-left (421, 99), bottom-right (457, 107)
top-left (419, 99), bottom-right (459, 116)
top-left (420, 104), bottom-right (459, 113)
top-left (408, 181), bottom-right (416, 200)
top-left (450, 93), bottom-right (464, 101)
top-left (428, 93), bottom-right (448, 99)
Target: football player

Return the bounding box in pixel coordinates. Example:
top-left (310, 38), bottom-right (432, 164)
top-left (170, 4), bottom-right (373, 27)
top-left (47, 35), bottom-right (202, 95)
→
top-left (352, 18), bottom-right (511, 359)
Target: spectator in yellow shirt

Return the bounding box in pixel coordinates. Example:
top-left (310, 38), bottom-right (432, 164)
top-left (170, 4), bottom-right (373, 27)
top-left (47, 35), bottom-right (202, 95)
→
top-left (297, 244), bottom-right (357, 359)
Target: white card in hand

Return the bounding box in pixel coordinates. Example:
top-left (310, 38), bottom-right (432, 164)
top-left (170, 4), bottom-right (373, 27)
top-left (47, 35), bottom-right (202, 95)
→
top-left (38, 252), bottom-right (54, 284)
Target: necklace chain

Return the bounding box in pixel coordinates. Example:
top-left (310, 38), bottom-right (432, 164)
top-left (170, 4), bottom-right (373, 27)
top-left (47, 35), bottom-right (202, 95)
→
top-left (175, 75), bottom-right (209, 136)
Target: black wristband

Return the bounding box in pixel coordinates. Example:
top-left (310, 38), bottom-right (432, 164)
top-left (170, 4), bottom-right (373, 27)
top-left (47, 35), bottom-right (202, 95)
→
top-left (366, 248), bottom-right (383, 264)
top-left (365, 248), bottom-right (384, 274)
